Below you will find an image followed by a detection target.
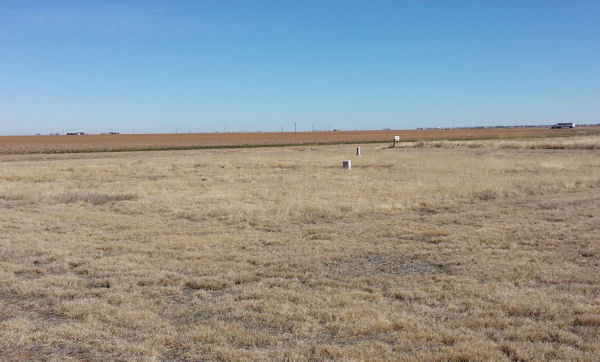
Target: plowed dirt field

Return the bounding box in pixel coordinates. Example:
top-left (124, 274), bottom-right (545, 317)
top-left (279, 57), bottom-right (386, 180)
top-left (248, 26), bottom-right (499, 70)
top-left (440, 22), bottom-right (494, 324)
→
top-left (1, 127), bottom-right (599, 153)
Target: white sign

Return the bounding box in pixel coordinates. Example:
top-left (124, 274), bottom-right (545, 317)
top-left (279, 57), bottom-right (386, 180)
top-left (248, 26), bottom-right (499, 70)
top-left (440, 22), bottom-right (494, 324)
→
top-left (394, 136), bottom-right (400, 142)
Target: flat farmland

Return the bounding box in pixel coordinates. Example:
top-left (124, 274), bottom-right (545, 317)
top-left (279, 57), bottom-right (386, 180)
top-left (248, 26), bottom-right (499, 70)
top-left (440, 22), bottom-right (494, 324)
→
top-left (1, 135), bottom-right (599, 360)
top-left (2, 126), bottom-right (600, 154)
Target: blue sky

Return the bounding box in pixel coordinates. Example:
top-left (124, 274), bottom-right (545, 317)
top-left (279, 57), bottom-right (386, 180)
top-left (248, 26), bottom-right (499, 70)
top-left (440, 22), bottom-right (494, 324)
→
top-left (1, 1), bottom-right (599, 135)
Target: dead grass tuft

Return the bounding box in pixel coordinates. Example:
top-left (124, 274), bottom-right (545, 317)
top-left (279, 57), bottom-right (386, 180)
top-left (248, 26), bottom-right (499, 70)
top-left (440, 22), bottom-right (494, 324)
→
top-left (573, 315), bottom-right (600, 327)
top-left (184, 278), bottom-right (231, 291)
top-left (55, 191), bottom-right (137, 205)
top-left (474, 188), bottom-right (498, 200)
top-left (88, 280), bottom-right (111, 289)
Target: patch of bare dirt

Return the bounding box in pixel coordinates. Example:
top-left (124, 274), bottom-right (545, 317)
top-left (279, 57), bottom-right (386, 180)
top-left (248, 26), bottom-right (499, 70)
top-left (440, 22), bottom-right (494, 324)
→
top-left (324, 253), bottom-right (446, 278)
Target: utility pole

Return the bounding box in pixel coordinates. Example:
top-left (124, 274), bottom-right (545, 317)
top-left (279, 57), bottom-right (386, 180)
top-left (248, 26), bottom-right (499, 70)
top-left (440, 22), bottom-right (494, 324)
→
top-left (294, 122), bottom-right (296, 133)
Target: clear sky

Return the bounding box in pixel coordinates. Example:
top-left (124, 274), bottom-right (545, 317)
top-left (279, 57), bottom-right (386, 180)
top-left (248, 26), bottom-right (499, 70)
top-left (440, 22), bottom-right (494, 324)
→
top-left (1, 1), bottom-right (599, 135)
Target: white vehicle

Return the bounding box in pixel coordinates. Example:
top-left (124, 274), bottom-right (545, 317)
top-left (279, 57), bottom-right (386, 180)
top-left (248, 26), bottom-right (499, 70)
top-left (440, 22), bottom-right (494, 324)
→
top-left (551, 122), bottom-right (575, 129)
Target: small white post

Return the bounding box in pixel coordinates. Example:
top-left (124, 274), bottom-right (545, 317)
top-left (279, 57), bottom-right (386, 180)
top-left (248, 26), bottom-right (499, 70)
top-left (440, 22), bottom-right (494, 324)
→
top-left (356, 146), bottom-right (361, 156)
top-left (343, 160), bottom-right (351, 169)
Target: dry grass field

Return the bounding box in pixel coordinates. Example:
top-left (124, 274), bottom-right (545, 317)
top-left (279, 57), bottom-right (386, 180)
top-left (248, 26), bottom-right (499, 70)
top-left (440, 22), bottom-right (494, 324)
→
top-left (1, 126), bottom-right (600, 154)
top-left (1, 135), bottom-right (599, 360)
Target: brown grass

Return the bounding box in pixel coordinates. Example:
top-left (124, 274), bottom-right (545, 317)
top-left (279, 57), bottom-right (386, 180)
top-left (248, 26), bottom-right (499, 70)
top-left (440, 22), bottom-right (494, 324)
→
top-left (1, 126), bottom-right (600, 154)
top-left (408, 135), bottom-right (600, 150)
top-left (54, 191), bottom-right (137, 205)
top-left (0, 136), bottom-right (599, 360)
